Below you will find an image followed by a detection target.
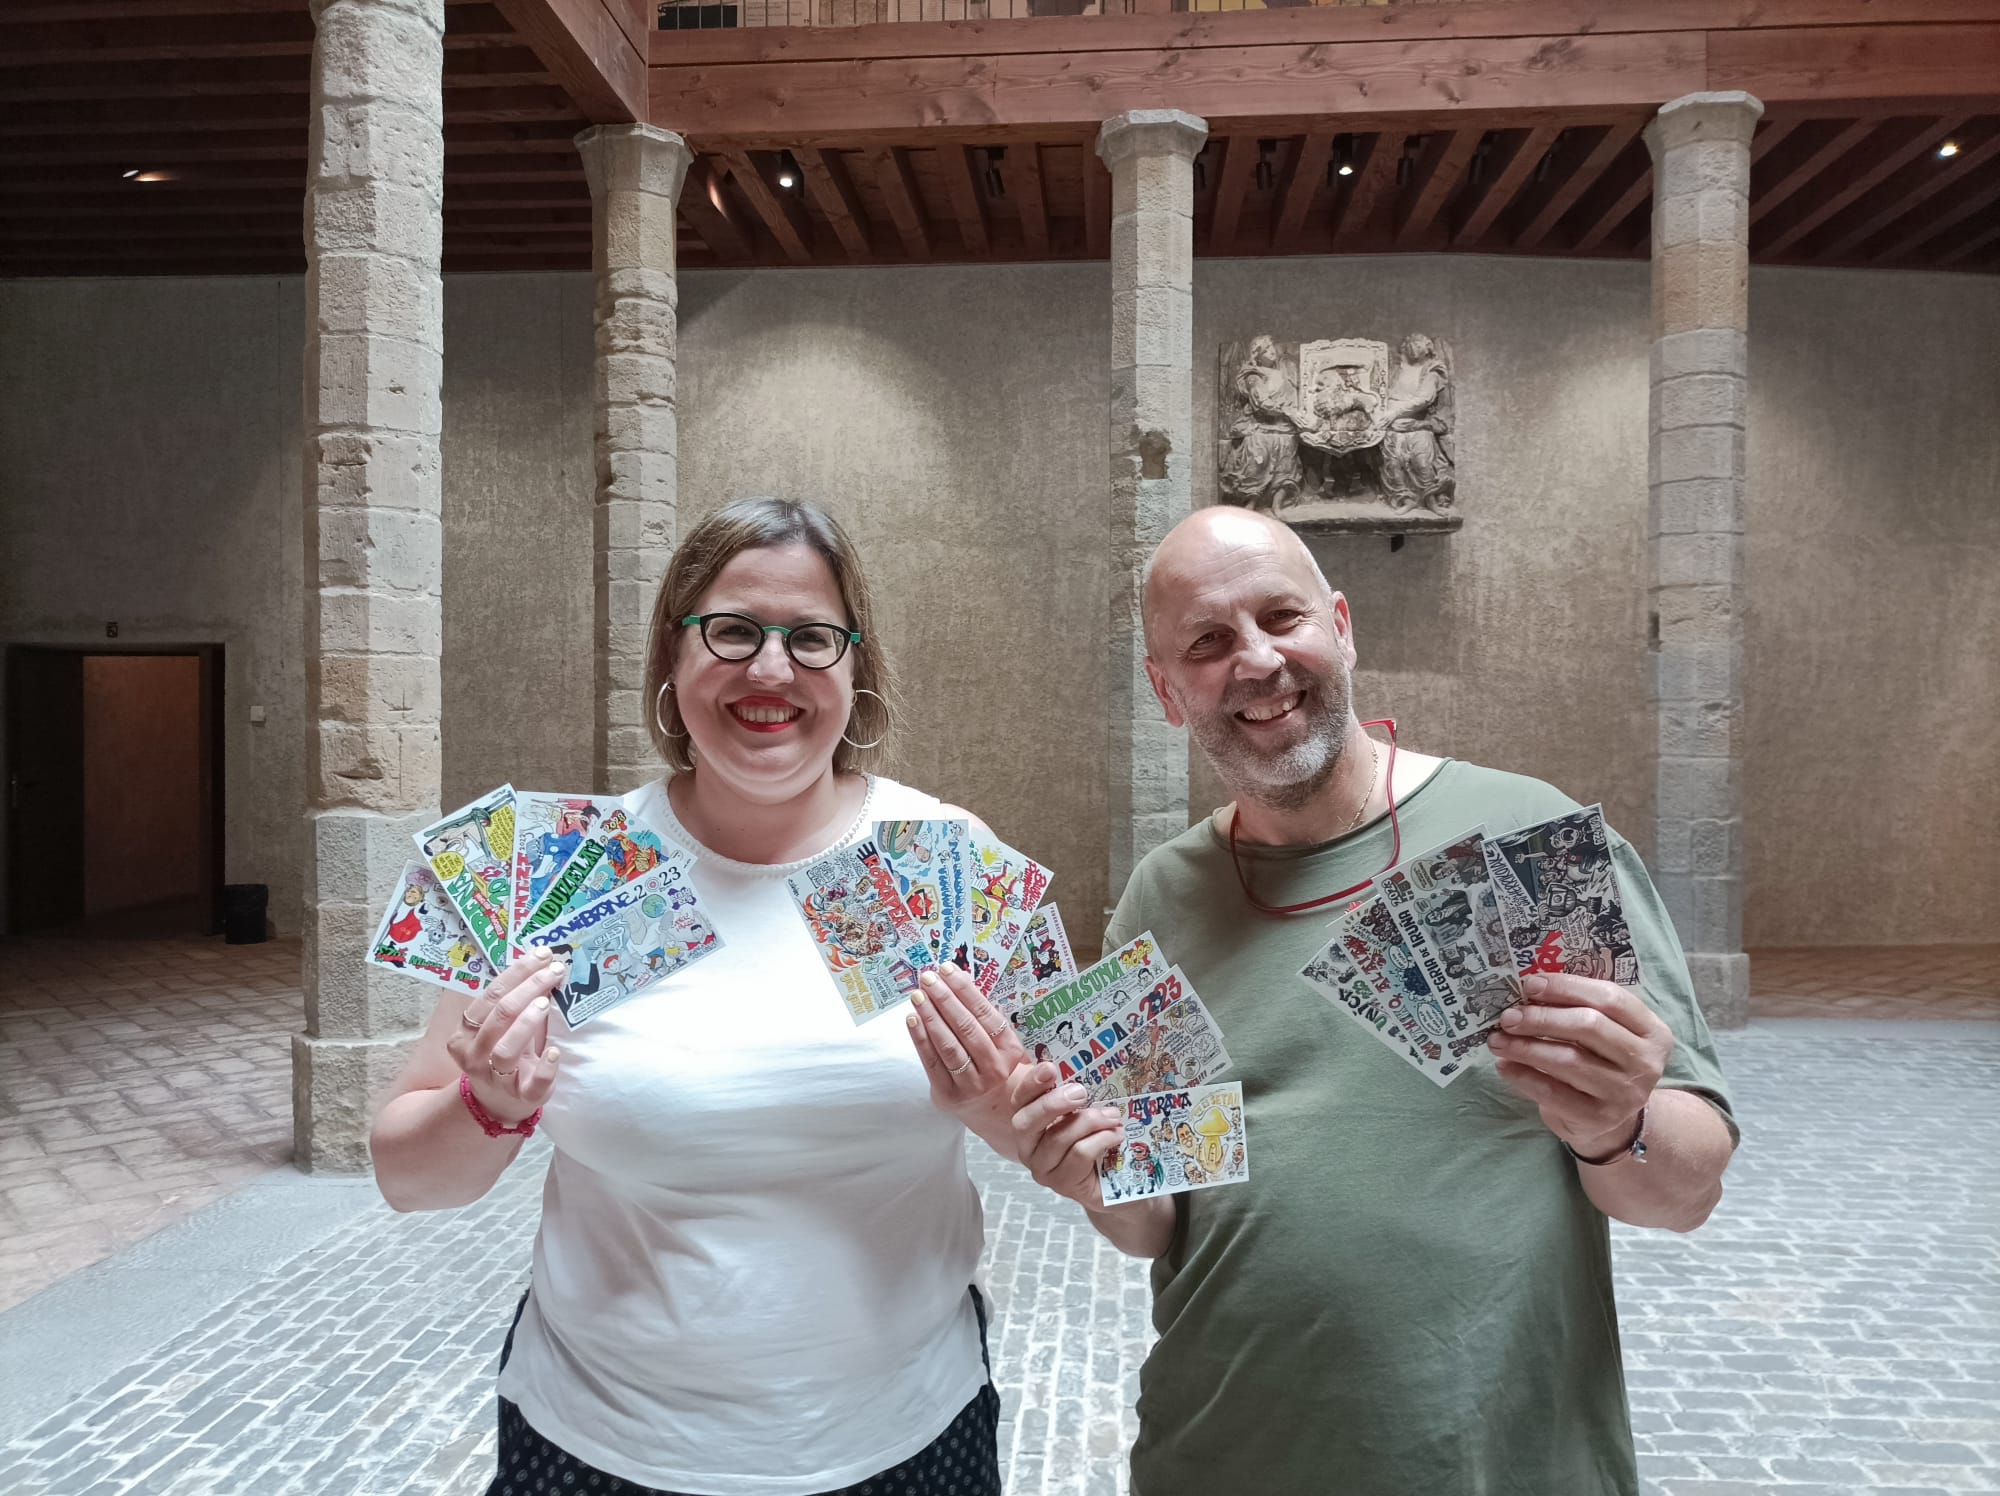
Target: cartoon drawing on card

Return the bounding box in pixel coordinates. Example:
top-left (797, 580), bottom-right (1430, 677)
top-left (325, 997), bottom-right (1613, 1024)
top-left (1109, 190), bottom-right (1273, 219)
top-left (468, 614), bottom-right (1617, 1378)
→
top-left (787, 839), bottom-right (937, 1024)
top-left (875, 818), bottom-right (975, 969)
top-left (1098, 1084), bottom-right (1249, 1206)
top-left (1487, 806), bottom-right (1641, 986)
top-left (966, 833), bottom-right (1052, 996)
top-left (523, 864), bottom-right (720, 1027)
top-left (414, 786), bottom-right (517, 971)
top-left (509, 793), bottom-right (618, 939)
top-left (367, 862), bottom-right (490, 994)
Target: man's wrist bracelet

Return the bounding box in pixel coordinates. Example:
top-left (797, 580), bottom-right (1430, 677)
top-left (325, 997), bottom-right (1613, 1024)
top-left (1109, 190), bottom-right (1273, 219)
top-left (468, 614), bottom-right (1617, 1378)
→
top-left (458, 1073), bottom-right (542, 1139)
top-left (1563, 1104), bottom-right (1648, 1166)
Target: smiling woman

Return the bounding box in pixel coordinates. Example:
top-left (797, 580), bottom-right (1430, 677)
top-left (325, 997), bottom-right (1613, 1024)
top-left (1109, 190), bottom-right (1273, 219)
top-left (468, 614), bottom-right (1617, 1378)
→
top-left (366, 495), bottom-right (1024, 1496)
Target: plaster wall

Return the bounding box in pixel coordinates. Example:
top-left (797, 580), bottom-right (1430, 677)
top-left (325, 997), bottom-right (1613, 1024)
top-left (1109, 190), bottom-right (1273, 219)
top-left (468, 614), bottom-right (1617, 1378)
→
top-left (2, 259), bottom-right (1993, 948)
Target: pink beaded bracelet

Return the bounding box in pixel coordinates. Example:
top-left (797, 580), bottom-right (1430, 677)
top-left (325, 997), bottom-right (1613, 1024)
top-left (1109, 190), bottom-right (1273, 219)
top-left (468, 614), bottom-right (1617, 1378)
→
top-left (458, 1072), bottom-right (542, 1139)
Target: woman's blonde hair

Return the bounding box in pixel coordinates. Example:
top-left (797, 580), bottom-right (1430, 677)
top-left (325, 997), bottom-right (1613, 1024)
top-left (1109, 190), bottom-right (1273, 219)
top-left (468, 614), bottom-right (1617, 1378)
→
top-left (643, 497), bottom-right (895, 776)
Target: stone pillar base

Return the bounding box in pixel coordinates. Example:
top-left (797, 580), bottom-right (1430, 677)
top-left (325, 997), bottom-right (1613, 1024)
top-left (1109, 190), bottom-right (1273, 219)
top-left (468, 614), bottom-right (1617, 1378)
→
top-left (1684, 951), bottom-right (1750, 1031)
top-left (292, 1031), bottom-right (421, 1175)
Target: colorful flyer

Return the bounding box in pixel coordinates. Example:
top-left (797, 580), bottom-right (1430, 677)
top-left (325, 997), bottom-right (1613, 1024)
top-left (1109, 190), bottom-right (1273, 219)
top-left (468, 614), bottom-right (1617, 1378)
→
top-left (413, 785), bottom-right (516, 971)
top-left (966, 831), bottom-right (1053, 996)
top-left (522, 862), bottom-right (721, 1027)
top-left (514, 806), bottom-right (692, 956)
top-left (875, 818), bottom-right (975, 970)
top-left (365, 861), bottom-right (490, 994)
top-left (787, 838), bottom-right (938, 1024)
top-left (508, 793), bottom-right (620, 940)
top-left (1099, 1083), bottom-right (1250, 1207)
top-left (991, 903), bottom-right (1078, 1012)
top-left (1014, 933), bottom-right (1170, 1061)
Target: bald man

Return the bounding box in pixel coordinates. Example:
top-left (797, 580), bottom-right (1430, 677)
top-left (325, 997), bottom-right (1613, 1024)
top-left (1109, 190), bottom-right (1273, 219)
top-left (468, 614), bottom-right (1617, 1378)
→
top-left (1010, 507), bottom-right (1737, 1496)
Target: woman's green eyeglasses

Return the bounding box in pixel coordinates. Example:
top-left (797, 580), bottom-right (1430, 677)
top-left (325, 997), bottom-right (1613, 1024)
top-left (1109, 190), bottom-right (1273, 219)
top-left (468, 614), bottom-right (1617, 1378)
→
top-left (680, 613), bottom-right (862, 670)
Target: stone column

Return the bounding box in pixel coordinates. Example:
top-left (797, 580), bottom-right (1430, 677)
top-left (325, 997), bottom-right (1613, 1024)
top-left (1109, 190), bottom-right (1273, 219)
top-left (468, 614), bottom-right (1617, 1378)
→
top-left (1645, 90), bottom-right (1762, 1030)
top-left (576, 125), bottom-right (693, 794)
top-left (296, 0), bottom-right (447, 1171)
top-left (1099, 109), bottom-right (1207, 911)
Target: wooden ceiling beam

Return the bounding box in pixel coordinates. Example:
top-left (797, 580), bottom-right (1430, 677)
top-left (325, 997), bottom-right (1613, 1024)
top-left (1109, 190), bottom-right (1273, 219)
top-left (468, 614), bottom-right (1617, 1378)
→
top-left (872, 146), bottom-right (931, 260)
top-left (1514, 121), bottom-right (1641, 250)
top-left (0, 88), bottom-right (583, 137)
top-left (1015, 143), bottom-right (1049, 258)
top-left (1751, 118), bottom-right (1878, 225)
top-left (941, 145), bottom-right (992, 256)
top-left (1208, 135), bottom-right (1253, 257)
top-left (0, 1), bottom-right (495, 21)
top-left (648, 4), bottom-right (2000, 68)
top-left (718, 148), bottom-right (814, 263)
top-left (1271, 129), bottom-right (1334, 253)
top-left (1931, 213), bottom-right (2000, 265)
top-left (795, 147), bottom-right (870, 261)
top-left (0, 9), bottom-right (515, 65)
top-left (1330, 130), bottom-right (1404, 251)
top-left (1396, 127), bottom-right (1479, 248)
top-left (0, 48), bottom-right (558, 103)
top-left (1451, 124), bottom-right (1559, 247)
top-left (3, 122), bottom-right (587, 168)
top-left (1760, 116), bottom-right (1966, 256)
top-left (1569, 157), bottom-right (1652, 254)
top-left (491, 0), bottom-right (644, 124)
top-left (1867, 165), bottom-right (2000, 260)
top-left (678, 157), bottom-right (753, 261)
top-left (1813, 125), bottom-right (2000, 258)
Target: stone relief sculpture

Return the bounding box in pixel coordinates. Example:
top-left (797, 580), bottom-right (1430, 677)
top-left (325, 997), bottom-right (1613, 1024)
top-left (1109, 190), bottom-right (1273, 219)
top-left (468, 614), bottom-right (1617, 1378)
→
top-left (1216, 332), bottom-right (1459, 532)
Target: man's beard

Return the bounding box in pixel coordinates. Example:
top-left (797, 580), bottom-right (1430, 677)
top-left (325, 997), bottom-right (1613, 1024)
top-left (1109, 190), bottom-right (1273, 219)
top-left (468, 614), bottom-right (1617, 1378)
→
top-left (1176, 663), bottom-right (1355, 811)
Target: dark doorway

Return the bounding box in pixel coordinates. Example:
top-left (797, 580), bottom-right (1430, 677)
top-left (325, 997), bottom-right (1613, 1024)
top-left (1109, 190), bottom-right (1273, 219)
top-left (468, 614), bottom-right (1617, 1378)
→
top-left (5, 645), bottom-right (225, 937)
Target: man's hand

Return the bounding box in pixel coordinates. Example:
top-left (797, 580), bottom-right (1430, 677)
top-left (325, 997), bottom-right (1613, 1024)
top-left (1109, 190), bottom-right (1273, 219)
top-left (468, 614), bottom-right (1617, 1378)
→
top-left (1488, 972), bottom-right (1673, 1159)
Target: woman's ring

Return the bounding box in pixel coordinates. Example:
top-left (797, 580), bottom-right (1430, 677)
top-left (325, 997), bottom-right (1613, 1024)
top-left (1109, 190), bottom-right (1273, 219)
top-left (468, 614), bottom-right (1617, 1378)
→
top-left (489, 1062), bottom-right (519, 1079)
top-left (461, 1009), bottom-right (486, 1031)
top-left (947, 1057), bottom-right (975, 1076)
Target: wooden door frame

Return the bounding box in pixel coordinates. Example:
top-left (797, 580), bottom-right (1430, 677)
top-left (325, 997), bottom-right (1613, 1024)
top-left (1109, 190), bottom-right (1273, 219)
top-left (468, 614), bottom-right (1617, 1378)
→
top-left (4, 642), bottom-right (226, 937)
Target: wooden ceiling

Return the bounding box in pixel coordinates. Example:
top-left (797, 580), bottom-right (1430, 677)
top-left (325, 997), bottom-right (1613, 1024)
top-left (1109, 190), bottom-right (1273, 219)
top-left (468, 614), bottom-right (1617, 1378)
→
top-left (0, 0), bottom-right (599, 277)
top-left (1, 0), bottom-right (1997, 277)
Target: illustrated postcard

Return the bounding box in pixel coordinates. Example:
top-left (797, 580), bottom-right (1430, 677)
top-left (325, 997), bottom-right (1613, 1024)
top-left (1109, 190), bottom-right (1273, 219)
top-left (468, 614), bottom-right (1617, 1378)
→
top-left (1013, 933), bottom-right (1169, 1060)
top-left (875, 818), bottom-right (975, 970)
top-left (1071, 988), bottom-right (1234, 1102)
top-left (414, 785), bottom-right (517, 971)
top-left (366, 861), bottom-right (490, 994)
top-left (1098, 1083), bottom-right (1250, 1207)
top-left (787, 838), bottom-right (938, 1024)
top-left (1483, 805), bottom-right (1642, 986)
top-left (508, 793), bottom-right (620, 940)
top-left (521, 862), bottom-right (721, 1027)
top-left (966, 832), bottom-right (1053, 996)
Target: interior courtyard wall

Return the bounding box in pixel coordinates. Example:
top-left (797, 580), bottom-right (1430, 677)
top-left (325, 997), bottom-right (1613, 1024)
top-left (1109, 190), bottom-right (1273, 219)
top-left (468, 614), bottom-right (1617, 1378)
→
top-left (1742, 266), bottom-right (2000, 946)
top-left (3, 259), bottom-right (1993, 948)
top-left (0, 276), bottom-right (307, 935)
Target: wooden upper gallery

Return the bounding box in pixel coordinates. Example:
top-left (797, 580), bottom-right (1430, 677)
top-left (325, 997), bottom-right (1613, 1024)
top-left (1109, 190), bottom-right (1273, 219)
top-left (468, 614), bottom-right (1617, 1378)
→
top-left (2, 0), bottom-right (1996, 275)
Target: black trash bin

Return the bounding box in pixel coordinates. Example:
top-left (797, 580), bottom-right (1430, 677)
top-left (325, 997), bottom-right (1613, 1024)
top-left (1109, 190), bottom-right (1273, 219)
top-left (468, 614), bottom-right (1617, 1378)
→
top-left (222, 883), bottom-right (269, 945)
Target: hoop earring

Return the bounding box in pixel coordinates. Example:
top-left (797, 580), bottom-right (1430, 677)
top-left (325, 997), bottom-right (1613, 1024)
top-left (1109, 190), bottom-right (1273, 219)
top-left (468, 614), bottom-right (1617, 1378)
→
top-left (842, 687), bottom-right (889, 751)
top-left (653, 680), bottom-right (689, 740)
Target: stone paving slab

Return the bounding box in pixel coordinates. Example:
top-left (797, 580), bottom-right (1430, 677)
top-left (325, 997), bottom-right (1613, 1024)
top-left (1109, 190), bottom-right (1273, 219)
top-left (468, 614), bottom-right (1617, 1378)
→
top-left (0, 1020), bottom-right (1994, 1496)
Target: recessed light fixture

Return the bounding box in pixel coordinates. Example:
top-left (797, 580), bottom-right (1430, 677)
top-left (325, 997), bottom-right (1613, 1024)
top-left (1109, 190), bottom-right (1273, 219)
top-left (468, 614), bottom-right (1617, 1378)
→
top-left (774, 150), bottom-right (799, 189)
top-left (1937, 140), bottom-right (1961, 158)
top-left (1338, 163), bottom-right (1355, 177)
top-left (121, 168), bottom-right (140, 179)
top-left (776, 167), bottom-right (795, 188)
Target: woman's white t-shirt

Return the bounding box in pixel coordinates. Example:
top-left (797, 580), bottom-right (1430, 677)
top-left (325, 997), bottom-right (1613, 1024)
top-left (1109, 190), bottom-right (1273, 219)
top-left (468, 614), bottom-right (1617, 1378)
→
top-left (496, 775), bottom-right (988, 1495)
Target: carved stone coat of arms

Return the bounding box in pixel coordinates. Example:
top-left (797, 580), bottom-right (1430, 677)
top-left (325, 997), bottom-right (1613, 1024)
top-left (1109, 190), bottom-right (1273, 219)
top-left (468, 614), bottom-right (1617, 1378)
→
top-left (1217, 333), bottom-right (1459, 533)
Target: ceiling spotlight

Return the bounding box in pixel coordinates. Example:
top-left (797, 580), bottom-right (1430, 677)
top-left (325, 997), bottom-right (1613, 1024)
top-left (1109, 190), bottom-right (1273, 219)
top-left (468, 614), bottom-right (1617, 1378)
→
top-left (777, 168), bottom-right (795, 188)
top-left (133, 170), bottom-right (176, 183)
top-left (1338, 162), bottom-right (1355, 177)
top-left (1937, 140), bottom-right (1961, 158)
top-left (1328, 136), bottom-right (1354, 184)
top-left (121, 168), bottom-right (139, 179)
top-left (775, 150), bottom-right (800, 189)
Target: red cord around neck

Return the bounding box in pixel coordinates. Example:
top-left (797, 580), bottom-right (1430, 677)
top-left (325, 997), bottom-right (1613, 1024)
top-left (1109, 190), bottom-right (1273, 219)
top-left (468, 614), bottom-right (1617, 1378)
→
top-left (1226, 719), bottom-right (1401, 917)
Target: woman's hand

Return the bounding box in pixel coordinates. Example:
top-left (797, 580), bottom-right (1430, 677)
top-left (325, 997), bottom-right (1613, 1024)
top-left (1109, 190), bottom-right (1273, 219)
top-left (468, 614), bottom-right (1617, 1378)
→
top-left (449, 950), bottom-right (567, 1125)
top-left (905, 962), bottom-right (1027, 1152)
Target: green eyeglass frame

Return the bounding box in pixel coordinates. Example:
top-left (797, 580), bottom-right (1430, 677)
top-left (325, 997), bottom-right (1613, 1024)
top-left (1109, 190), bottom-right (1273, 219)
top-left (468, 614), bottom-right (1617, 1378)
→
top-left (679, 612), bottom-right (863, 670)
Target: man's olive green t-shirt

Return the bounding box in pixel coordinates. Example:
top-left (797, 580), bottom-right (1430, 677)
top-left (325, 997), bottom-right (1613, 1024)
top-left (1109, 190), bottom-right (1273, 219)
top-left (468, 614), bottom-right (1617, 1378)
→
top-left (1104, 761), bottom-right (1737, 1496)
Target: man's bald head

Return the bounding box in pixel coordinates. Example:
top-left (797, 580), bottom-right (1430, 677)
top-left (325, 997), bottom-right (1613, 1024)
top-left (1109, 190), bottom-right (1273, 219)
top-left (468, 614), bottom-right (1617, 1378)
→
top-left (1141, 506), bottom-right (1334, 657)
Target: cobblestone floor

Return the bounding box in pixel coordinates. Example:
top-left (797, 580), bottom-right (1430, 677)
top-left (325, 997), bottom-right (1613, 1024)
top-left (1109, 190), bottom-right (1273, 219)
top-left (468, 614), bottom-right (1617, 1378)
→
top-left (0, 1019), bottom-right (1994, 1496)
